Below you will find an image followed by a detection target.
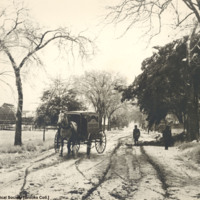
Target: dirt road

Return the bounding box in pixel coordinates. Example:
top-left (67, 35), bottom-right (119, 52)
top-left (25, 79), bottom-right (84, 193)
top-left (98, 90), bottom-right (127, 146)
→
top-left (1, 130), bottom-right (199, 200)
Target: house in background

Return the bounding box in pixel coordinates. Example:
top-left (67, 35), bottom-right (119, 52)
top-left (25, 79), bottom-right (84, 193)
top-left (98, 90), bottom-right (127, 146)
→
top-left (22, 110), bottom-right (35, 130)
top-left (0, 103), bottom-right (35, 130)
top-left (0, 103), bottom-right (15, 130)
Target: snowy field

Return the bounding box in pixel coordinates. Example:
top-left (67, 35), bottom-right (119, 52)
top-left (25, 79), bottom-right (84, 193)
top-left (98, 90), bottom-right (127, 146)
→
top-left (0, 130), bottom-right (56, 147)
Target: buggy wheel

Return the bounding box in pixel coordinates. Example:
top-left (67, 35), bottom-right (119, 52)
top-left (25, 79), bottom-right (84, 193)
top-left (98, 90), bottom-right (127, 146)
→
top-left (95, 131), bottom-right (106, 154)
top-left (54, 131), bottom-right (61, 153)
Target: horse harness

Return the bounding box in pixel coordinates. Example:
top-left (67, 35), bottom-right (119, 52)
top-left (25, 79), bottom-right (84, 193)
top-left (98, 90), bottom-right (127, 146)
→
top-left (60, 120), bottom-right (74, 130)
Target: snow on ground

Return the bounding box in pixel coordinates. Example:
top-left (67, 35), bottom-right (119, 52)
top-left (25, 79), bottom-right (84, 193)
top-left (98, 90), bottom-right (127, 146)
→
top-left (142, 145), bottom-right (200, 199)
top-left (138, 129), bottom-right (200, 200)
top-left (0, 126), bottom-right (200, 199)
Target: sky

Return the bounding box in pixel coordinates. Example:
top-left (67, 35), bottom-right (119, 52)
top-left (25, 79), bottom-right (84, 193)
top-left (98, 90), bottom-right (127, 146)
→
top-left (0, 0), bottom-right (189, 111)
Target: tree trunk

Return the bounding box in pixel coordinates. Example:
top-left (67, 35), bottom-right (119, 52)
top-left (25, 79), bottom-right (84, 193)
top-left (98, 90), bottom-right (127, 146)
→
top-left (43, 126), bottom-right (46, 142)
top-left (14, 68), bottom-right (23, 145)
top-left (103, 116), bottom-right (106, 131)
top-left (186, 28), bottom-right (199, 141)
top-left (183, 113), bottom-right (187, 132)
top-left (186, 84), bottom-right (199, 141)
top-left (107, 116), bottom-right (111, 131)
top-left (99, 113), bottom-right (103, 130)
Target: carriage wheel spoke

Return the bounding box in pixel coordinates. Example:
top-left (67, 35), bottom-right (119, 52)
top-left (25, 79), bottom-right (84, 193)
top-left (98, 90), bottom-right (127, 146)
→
top-left (95, 131), bottom-right (106, 154)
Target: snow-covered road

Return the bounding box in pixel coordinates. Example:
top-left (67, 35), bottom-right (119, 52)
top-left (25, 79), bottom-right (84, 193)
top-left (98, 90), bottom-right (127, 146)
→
top-left (0, 129), bottom-right (199, 200)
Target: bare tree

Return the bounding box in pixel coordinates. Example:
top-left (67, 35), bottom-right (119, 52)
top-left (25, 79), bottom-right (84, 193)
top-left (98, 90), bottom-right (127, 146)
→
top-left (0, 3), bottom-right (95, 145)
top-left (105, 92), bottom-right (124, 131)
top-left (76, 70), bottom-right (126, 130)
top-left (106, 0), bottom-right (200, 38)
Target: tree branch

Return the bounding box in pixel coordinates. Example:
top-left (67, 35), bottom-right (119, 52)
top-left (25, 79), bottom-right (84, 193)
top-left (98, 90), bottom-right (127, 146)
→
top-left (183, 0), bottom-right (200, 22)
top-left (18, 29), bottom-right (93, 69)
top-left (0, 40), bottom-right (18, 70)
top-left (4, 8), bottom-right (25, 38)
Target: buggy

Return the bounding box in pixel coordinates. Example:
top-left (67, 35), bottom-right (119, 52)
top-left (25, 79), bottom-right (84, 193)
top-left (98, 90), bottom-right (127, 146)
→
top-left (54, 111), bottom-right (106, 155)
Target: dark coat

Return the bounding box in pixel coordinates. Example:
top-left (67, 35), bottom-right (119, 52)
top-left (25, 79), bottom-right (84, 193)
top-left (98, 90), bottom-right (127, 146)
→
top-left (162, 126), bottom-right (172, 146)
top-left (133, 128), bottom-right (140, 139)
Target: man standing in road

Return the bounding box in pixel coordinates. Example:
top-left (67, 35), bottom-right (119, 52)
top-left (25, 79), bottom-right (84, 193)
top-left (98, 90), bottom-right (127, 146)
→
top-left (133, 125), bottom-right (140, 145)
top-left (162, 125), bottom-right (172, 150)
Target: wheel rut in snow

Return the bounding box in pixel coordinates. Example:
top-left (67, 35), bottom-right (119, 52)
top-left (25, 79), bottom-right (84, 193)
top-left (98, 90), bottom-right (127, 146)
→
top-left (81, 140), bottom-right (122, 200)
top-left (140, 146), bottom-right (169, 199)
top-left (18, 152), bottom-right (62, 198)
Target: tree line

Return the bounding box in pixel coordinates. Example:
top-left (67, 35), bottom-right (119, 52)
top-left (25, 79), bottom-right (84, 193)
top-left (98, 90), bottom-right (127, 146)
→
top-left (2, 0), bottom-right (200, 145)
top-left (35, 71), bottom-right (135, 132)
top-left (107, 0), bottom-right (200, 141)
top-left (0, 1), bottom-right (135, 146)
top-left (123, 35), bottom-right (200, 141)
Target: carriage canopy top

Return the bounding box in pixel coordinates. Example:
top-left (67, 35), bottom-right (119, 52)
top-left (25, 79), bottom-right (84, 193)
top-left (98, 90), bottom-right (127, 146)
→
top-left (65, 111), bottom-right (98, 115)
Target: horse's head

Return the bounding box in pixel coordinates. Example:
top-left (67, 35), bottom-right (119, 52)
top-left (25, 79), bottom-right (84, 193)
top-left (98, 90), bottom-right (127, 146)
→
top-left (57, 112), bottom-right (69, 127)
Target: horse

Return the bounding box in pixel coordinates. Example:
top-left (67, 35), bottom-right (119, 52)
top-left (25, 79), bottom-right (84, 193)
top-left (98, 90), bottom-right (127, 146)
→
top-left (57, 112), bottom-right (78, 157)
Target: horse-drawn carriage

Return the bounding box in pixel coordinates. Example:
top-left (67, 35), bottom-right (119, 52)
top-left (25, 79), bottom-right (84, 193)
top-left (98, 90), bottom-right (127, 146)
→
top-left (54, 111), bottom-right (106, 156)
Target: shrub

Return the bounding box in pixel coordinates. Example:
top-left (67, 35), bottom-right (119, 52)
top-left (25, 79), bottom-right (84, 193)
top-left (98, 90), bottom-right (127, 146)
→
top-left (0, 160), bottom-right (3, 169)
top-left (188, 145), bottom-right (200, 164)
top-left (178, 142), bottom-right (199, 150)
top-left (22, 142), bottom-right (37, 152)
top-left (179, 142), bottom-right (200, 164)
top-left (39, 140), bottom-right (54, 152)
top-left (172, 132), bottom-right (186, 146)
top-left (0, 145), bottom-right (23, 153)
